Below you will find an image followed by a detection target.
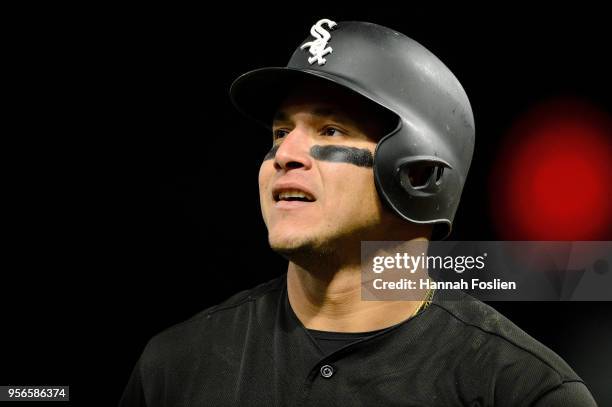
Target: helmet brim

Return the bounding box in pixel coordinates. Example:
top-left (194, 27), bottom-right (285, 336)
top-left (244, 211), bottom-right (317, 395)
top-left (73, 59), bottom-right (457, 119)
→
top-left (229, 67), bottom-right (395, 130)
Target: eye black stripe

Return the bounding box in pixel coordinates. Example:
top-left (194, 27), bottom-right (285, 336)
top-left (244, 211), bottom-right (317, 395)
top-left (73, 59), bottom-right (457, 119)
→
top-left (263, 144), bottom-right (374, 168)
top-left (310, 145), bottom-right (373, 168)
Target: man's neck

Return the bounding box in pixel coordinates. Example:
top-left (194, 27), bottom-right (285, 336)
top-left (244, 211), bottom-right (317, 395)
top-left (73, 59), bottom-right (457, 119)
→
top-left (287, 260), bottom-right (428, 333)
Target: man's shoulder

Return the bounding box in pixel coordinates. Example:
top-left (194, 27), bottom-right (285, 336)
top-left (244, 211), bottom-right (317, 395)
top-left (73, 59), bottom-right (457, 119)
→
top-left (139, 275), bottom-right (285, 367)
top-left (429, 290), bottom-right (581, 382)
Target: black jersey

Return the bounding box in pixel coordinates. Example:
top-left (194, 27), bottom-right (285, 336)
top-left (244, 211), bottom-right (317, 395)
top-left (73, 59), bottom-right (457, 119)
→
top-left (120, 274), bottom-right (596, 406)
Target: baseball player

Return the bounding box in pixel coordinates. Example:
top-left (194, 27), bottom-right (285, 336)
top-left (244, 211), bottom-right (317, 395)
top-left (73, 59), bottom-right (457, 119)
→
top-left (120, 20), bottom-right (597, 406)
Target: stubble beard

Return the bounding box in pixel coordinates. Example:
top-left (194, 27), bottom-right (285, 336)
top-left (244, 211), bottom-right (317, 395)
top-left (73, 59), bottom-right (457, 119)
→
top-left (269, 230), bottom-right (338, 266)
top-left (268, 221), bottom-right (372, 275)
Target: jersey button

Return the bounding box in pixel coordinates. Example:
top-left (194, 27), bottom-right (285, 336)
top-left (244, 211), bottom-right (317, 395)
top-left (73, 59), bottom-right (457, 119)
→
top-left (320, 364), bottom-right (334, 378)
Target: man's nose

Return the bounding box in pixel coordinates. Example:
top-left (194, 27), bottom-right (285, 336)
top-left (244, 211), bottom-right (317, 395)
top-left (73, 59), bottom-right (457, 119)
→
top-left (274, 128), bottom-right (313, 171)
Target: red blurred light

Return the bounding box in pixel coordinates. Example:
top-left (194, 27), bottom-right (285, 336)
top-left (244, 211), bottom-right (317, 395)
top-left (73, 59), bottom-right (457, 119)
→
top-left (490, 99), bottom-right (612, 240)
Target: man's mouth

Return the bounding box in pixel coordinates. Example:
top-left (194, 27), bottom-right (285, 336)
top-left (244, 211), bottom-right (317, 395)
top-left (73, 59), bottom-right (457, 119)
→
top-left (274, 189), bottom-right (316, 203)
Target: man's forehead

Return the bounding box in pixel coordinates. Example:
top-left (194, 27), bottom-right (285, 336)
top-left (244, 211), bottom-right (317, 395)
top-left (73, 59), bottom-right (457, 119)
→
top-left (273, 105), bottom-right (353, 123)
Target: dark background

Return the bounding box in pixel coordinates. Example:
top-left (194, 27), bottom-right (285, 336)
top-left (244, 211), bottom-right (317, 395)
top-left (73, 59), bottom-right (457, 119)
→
top-left (2, 4), bottom-right (611, 406)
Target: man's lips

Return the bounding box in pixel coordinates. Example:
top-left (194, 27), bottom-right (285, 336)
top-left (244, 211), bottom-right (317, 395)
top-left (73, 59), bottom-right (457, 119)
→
top-left (272, 182), bottom-right (316, 208)
top-left (274, 199), bottom-right (314, 209)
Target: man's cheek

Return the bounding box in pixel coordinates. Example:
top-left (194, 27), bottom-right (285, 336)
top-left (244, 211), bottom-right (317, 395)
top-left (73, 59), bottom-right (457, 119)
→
top-left (263, 144), bottom-right (279, 161)
top-left (258, 165), bottom-right (274, 210)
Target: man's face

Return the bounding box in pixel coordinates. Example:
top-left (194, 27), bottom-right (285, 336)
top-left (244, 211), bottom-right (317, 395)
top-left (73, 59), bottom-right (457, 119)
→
top-left (258, 82), bottom-right (395, 255)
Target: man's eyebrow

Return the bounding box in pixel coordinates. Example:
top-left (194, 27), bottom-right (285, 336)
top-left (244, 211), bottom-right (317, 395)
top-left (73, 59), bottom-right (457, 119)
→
top-left (273, 111), bottom-right (288, 123)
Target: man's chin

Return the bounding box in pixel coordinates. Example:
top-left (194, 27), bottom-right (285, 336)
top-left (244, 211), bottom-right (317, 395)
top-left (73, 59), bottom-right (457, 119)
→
top-left (268, 233), bottom-right (313, 254)
top-left (267, 230), bottom-right (329, 257)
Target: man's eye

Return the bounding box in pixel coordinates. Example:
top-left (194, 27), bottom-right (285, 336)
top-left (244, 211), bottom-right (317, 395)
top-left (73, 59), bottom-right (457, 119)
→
top-left (322, 127), bottom-right (343, 137)
top-left (274, 129), bottom-right (289, 140)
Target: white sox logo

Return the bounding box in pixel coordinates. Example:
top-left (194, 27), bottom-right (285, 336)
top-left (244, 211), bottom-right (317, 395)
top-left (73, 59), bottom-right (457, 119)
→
top-left (300, 19), bottom-right (337, 66)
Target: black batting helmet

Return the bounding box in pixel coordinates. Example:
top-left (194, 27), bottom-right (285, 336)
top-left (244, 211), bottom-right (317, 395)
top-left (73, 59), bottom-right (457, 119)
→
top-left (230, 19), bottom-right (475, 239)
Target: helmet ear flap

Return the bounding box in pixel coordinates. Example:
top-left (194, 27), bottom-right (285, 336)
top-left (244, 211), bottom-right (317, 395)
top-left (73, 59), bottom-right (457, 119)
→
top-left (395, 157), bottom-right (452, 197)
